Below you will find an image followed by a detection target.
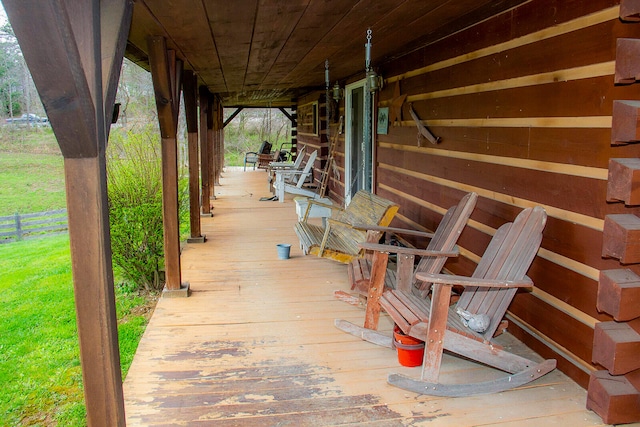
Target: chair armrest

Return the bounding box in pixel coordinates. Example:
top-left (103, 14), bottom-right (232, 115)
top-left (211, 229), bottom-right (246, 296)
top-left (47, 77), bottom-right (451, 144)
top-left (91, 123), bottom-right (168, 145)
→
top-left (306, 199), bottom-right (337, 211)
top-left (326, 218), bottom-right (355, 229)
top-left (302, 199), bottom-right (338, 221)
top-left (351, 223), bottom-right (435, 239)
top-left (269, 161), bottom-right (294, 168)
top-left (414, 272), bottom-right (534, 288)
top-left (358, 242), bottom-right (458, 258)
top-left (274, 169), bottom-right (309, 176)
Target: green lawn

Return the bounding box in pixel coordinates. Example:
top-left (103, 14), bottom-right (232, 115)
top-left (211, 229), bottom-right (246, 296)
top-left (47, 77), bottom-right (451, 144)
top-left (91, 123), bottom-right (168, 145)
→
top-left (0, 235), bottom-right (155, 426)
top-left (0, 152), bottom-right (66, 216)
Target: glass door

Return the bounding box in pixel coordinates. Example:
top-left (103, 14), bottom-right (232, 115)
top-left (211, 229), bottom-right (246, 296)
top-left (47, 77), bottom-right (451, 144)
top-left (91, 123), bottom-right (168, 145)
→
top-left (345, 80), bottom-right (373, 203)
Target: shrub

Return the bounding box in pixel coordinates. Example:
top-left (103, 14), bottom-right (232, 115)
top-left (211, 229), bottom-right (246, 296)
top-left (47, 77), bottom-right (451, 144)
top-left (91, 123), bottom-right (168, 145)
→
top-left (107, 125), bottom-right (189, 291)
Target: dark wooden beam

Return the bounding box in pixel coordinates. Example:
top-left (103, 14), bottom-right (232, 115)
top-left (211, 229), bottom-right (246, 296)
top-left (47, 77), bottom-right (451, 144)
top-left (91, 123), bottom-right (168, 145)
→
top-left (214, 95), bottom-right (223, 184)
top-left (207, 93), bottom-right (216, 198)
top-left (101, 0), bottom-right (134, 138)
top-left (147, 36), bottom-right (184, 293)
top-left (291, 106), bottom-right (298, 154)
top-left (219, 97), bottom-right (224, 182)
top-left (4, 0), bottom-right (132, 424)
top-left (5, 0), bottom-right (100, 158)
top-left (147, 37), bottom-right (179, 138)
top-left (199, 86), bottom-right (211, 216)
top-left (65, 157), bottom-right (125, 426)
top-left (183, 70), bottom-right (203, 242)
top-left (183, 71), bottom-right (199, 133)
top-left (223, 107), bottom-right (244, 128)
top-left (279, 107), bottom-right (294, 122)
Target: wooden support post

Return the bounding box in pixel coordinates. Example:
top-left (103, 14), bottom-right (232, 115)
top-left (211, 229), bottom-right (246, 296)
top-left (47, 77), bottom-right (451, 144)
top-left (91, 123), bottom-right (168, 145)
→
top-left (211, 95), bottom-right (220, 186)
top-left (216, 96), bottom-right (224, 184)
top-left (65, 158), bottom-right (126, 425)
top-left (183, 70), bottom-right (204, 243)
top-left (199, 87), bottom-right (211, 215)
top-left (159, 131), bottom-right (183, 293)
top-left (207, 94), bottom-right (216, 199)
top-left (291, 105), bottom-right (298, 156)
top-left (3, 0), bottom-right (134, 423)
top-left (147, 36), bottom-right (187, 296)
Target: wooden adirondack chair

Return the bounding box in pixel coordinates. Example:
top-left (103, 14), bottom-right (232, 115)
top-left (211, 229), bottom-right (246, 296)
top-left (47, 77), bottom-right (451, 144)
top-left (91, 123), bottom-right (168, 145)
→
top-left (381, 206), bottom-right (556, 396)
top-left (244, 140), bottom-right (272, 171)
top-left (336, 192), bottom-right (478, 338)
top-left (257, 149), bottom-right (281, 170)
top-left (268, 146), bottom-right (307, 193)
top-left (273, 150), bottom-right (318, 202)
top-left (269, 146), bottom-right (306, 172)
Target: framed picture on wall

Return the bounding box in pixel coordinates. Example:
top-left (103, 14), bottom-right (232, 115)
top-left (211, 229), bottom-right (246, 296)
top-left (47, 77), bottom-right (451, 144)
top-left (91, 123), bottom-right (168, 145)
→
top-left (299, 101), bottom-right (319, 136)
top-left (377, 107), bottom-right (389, 134)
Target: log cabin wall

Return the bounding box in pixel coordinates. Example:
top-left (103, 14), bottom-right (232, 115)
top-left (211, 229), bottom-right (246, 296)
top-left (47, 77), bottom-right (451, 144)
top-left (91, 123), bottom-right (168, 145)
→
top-left (369, 0), bottom-right (640, 392)
top-left (297, 92), bottom-right (329, 193)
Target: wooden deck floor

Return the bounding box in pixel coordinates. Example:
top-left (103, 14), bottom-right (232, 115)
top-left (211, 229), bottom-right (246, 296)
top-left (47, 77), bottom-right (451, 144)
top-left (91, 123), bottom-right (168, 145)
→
top-left (123, 168), bottom-right (610, 426)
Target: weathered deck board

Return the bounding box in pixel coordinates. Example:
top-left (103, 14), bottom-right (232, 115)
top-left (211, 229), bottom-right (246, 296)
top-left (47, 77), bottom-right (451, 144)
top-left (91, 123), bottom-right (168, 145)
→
top-left (123, 167), bottom-right (609, 426)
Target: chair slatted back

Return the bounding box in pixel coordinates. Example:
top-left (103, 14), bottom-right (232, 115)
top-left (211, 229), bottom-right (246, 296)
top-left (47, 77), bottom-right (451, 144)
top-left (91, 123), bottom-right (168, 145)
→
top-left (291, 146), bottom-right (306, 169)
top-left (293, 150), bottom-right (317, 187)
top-left (414, 192), bottom-right (477, 293)
top-left (455, 206), bottom-right (546, 340)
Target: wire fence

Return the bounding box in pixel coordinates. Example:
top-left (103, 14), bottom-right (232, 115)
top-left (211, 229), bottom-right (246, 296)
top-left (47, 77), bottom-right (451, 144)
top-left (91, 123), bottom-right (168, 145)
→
top-left (0, 209), bottom-right (68, 244)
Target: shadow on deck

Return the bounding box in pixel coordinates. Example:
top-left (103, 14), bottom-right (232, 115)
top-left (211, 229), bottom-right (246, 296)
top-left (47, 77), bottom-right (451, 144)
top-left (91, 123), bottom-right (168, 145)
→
top-left (123, 168), bottom-right (608, 426)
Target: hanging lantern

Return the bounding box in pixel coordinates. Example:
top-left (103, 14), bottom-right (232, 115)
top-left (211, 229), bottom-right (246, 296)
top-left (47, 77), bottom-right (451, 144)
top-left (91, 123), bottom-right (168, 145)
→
top-left (364, 29), bottom-right (382, 92)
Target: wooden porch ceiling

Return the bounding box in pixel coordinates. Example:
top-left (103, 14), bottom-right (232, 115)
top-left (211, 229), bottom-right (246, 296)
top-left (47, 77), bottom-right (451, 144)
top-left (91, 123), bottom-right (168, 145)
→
top-left (126, 0), bottom-right (527, 107)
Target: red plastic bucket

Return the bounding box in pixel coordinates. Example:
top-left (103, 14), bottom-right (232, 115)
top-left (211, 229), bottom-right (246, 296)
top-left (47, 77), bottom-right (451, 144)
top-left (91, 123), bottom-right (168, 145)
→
top-left (393, 325), bottom-right (425, 367)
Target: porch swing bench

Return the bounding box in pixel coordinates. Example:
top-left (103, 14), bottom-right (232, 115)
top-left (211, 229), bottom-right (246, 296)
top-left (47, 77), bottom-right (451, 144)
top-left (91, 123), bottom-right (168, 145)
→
top-left (294, 190), bottom-right (399, 263)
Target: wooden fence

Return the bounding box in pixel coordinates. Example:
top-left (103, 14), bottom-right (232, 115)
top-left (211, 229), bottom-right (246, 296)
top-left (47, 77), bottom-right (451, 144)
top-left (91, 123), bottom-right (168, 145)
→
top-left (0, 209), bottom-right (68, 243)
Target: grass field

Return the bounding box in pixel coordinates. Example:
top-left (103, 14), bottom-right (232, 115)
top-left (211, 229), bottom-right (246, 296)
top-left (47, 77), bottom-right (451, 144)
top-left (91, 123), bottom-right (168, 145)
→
top-left (0, 128), bottom-right (158, 425)
top-left (0, 235), bottom-right (155, 425)
top-left (0, 127), bottom-right (66, 217)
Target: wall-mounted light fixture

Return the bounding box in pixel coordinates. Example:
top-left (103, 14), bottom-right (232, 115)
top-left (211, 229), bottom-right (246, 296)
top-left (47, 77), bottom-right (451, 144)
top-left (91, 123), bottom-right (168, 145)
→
top-left (332, 81), bottom-right (343, 101)
top-left (365, 29), bottom-right (383, 92)
top-left (366, 69), bottom-right (383, 92)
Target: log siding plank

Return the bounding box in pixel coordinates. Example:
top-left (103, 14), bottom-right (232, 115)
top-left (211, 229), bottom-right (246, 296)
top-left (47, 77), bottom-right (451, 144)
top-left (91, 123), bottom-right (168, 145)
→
top-left (378, 167), bottom-right (605, 230)
top-left (386, 6), bottom-right (620, 84)
top-left (379, 142), bottom-right (607, 180)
